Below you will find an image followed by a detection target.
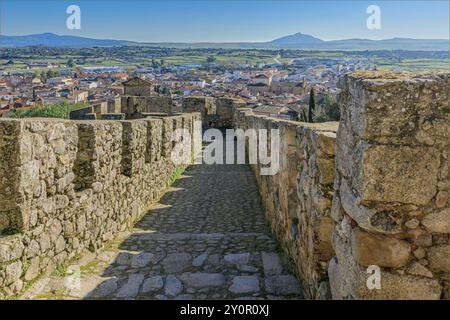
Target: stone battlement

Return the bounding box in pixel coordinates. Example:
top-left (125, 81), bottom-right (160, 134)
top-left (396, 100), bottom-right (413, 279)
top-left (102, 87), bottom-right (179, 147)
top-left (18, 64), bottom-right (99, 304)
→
top-left (235, 108), bottom-right (338, 299)
top-left (235, 72), bottom-right (450, 299)
top-left (70, 95), bottom-right (246, 129)
top-left (0, 112), bottom-right (201, 297)
top-left (0, 72), bottom-right (448, 300)
top-left (331, 72), bottom-right (449, 299)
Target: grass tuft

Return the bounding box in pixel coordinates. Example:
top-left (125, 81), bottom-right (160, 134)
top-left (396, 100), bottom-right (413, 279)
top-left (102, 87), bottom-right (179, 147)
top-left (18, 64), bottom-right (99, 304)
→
top-left (7, 101), bottom-right (88, 119)
top-left (169, 167), bottom-right (185, 185)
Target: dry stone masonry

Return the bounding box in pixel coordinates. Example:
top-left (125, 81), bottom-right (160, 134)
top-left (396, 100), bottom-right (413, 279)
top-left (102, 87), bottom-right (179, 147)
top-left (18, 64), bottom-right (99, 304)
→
top-left (0, 112), bottom-right (201, 298)
top-left (329, 72), bottom-right (450, 300)
top-left (0, 71), bottom-right (449, 300)
top-left (235, 72), bottom-right (449, 300)
top-left (183, 96), bottom-right (246, 128)
top-left (15, 140), bottom-right (304, 300)
top-left (235, 109), bottom-right (338, 299)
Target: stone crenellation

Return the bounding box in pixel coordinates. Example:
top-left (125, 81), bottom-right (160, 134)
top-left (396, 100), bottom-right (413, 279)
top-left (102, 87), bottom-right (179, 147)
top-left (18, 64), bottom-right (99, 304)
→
top-left (0, 111), bottom-right (201, 298)
top-left (235, 72), bottom-right (450, 300)
top-left (0, 72), bottom-right (449, 300)
top-left (70, 95), bottom-right (246, 129)
top-left (183, 96), bottom-right (246, 128)
top-left (329, 72), bottom-right (450, 300)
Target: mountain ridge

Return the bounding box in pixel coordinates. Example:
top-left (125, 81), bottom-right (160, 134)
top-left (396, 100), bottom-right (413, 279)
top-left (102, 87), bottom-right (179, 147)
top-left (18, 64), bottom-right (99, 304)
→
top-left (1, 32), bottom-right (448, 51)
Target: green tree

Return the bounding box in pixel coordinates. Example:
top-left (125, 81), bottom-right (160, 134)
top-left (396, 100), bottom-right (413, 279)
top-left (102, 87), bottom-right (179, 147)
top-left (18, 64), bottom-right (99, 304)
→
top-left (298, 109), bottom-right (308, 122)
top-left (308, 88), bottom-right (316, 123)
top-left (67, 59), bottom-right (75, 68)
top-left (38, 70), bottom-right (48, 83)
top-left (206, 56), bottom-right (216, 64)
top-left (313, 95), bottom-right (341, 122)
top-left (46, 69), bottom-right (59, 79)
top-left (8, 101), bottom-right (87, 119)
top-left (161, 86), bottom-right (171, 94)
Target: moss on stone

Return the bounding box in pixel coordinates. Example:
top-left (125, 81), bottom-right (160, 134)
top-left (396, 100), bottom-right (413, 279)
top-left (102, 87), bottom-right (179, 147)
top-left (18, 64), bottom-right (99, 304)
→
top-left (169, 167), bottom-right (186, 186)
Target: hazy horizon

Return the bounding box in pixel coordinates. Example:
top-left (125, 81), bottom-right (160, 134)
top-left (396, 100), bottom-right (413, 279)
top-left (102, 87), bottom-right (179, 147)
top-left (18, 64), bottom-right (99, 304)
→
top-left (3, 31), bottom-right (450, 43)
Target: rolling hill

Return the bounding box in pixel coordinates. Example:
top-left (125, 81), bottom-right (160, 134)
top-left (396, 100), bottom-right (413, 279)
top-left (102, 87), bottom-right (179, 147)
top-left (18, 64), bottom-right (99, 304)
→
top-left (1, 32), bottom-right (448, 51)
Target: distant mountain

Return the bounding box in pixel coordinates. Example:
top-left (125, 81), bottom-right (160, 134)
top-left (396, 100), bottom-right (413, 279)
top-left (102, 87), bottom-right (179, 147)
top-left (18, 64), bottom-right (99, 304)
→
top-left (326, 37), bottom-right (450, 51)
top-left (0, 32), bottom-right (133, 48)
top-left (271, 32), bottom-right (324, 45)
top-left (1, 32), bottom-right (448, 51)
top-left (269, 33), bottom-right (449, 51)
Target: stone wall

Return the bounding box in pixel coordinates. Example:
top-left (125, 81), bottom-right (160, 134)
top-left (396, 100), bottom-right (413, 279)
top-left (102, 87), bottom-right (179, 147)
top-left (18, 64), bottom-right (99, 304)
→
top-left (216, 97), bottom-right (246, 128)
top-left (234, 71), bottom-right (449, 300)
top-left (107, 97), bottom-right (122, 114)
top-left (235, 108), bottom-right (339, 299)
top-left (184, 96), bottom-right (245, 128)
top-left (120, 96), bottom-right (175, 119)
top-left (72, 95), bottom-right (243, 126)
top-left (329, 72), bottom-right (450, 300)
top-left (0, 113), bottom-right (201, 298)
top-left (69, 105), bottom-right (96, 120)
top-left (123, 81), bottom-right (154, 97)
top-left (270, 81), bottom-right (309, 96)
top-left (182, 96), bottom-right (216, 128)
top-left (70, 98), bottom-right (121, 120)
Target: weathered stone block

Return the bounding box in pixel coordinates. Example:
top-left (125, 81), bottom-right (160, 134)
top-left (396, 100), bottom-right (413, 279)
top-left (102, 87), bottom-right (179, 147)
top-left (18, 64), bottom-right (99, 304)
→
top-left (330, 229), bottom-right (441, 300)
top-left (338, 72), bottom-right (450, 146)
top-left (351, 228), bottom-right (411, 268)
top-left (4, 261), bottom-right (23, 286)
top-left (317, 158), bottom-right (335, 185)
top-left (406, 261), bottom-right (433, 278)
top-left (312, 131), bottom-right (336, 157)
top-left (121, 121), bottom-right (146, 177)
top-left (359, 144), bottom-right (440, 206)
top-left (331, 72), bottom-right (450, 300)
top-left (427, 245), bottom-right (450, 273)
top-left (422, 209), bottom-right (450, 233)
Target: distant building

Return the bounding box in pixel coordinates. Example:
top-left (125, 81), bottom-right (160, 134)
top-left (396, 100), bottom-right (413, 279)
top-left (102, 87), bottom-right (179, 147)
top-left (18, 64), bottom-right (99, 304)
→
top-left (0, 92), bottom-right (20, 100)
top-left (78, 80), bottom-right (98, 90)
top-left (47, 77), bottom-right (73, 85)
top-left (252, 74), bottom-right (272, 86)
top-left (123, 77), bottom-right (154, 96)
top-left (247, 83), bottom-right (269, 95)
top-left (270, 80), bottom-right (308, 95)
top-left (68, 90), bottom-right (89, 103)
top-left (31, 77), bottom-right (42, 84)
top-left (80, 66), bottom-right (125, 73)
top-left (252, 105), bottom-right (298, 121)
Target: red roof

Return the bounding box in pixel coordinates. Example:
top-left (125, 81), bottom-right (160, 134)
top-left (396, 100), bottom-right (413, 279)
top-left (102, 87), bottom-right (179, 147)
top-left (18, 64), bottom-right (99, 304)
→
top-left (111, 73), bottom-right (128, 78)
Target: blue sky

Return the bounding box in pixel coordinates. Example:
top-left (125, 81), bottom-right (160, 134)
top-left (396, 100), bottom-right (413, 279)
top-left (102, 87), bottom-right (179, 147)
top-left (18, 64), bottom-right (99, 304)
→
top-left (1, 0), bottom-right (449, 42)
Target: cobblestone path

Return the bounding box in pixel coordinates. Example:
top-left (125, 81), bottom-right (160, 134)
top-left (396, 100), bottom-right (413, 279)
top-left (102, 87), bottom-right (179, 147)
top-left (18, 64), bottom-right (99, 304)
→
top-left (23, 148), bottom-right (304, 300)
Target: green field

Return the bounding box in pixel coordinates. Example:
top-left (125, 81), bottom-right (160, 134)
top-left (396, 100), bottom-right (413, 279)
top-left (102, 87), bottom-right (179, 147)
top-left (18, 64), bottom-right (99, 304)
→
top-left (378, 58), bottom-right (450, 71)
top-left (1, 47), bottom-right (449, 73)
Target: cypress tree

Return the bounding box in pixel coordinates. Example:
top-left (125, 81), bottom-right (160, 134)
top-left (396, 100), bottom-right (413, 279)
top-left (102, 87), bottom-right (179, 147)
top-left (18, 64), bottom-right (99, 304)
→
top-left (308, 88), bottom-right (316, 123)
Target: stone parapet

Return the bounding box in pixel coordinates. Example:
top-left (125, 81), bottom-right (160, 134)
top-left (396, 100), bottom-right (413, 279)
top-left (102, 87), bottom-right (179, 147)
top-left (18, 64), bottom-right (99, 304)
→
top-left (0, 113), bottom-right (201, 298)
top-left (184, 96), bottom-right (245, 128)
top-left (235, 108), bottom-right (338, 299)
top-left (329, 72), bottom-right (450, 300)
